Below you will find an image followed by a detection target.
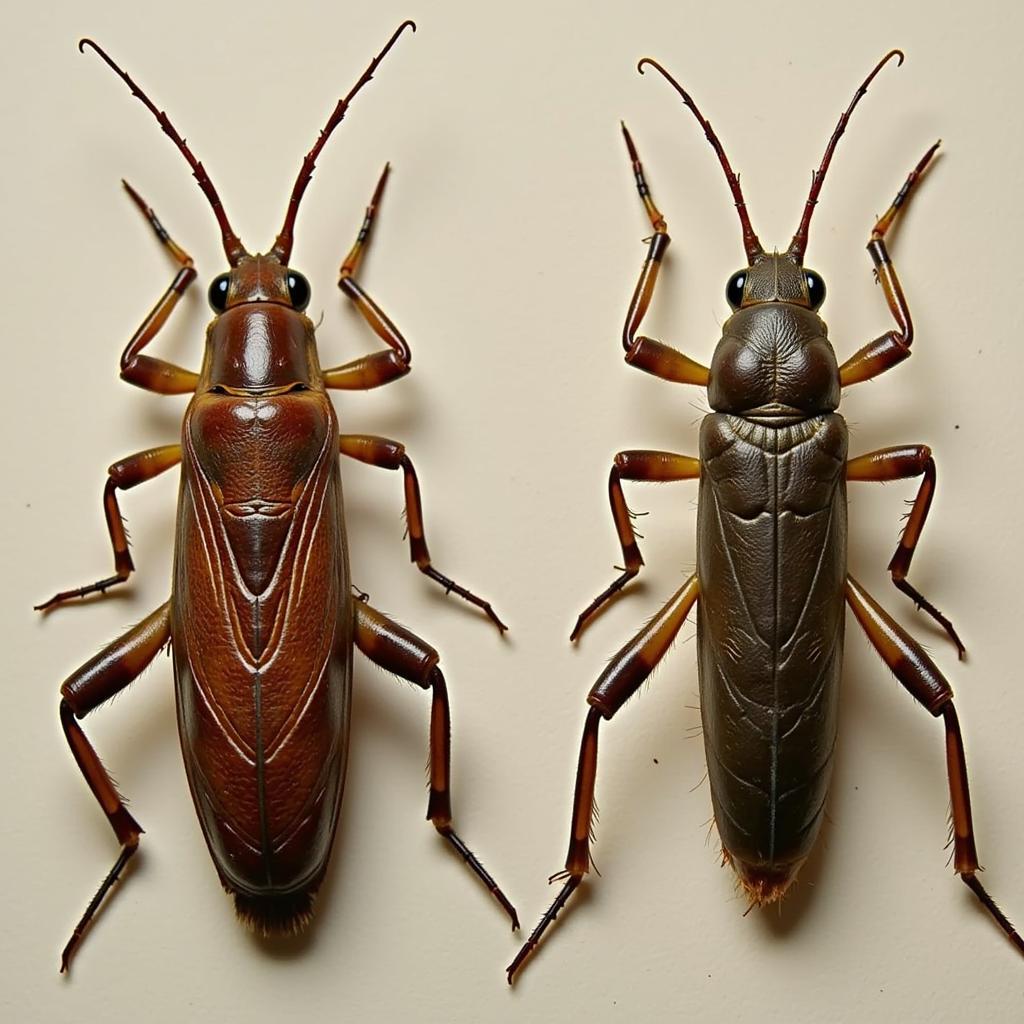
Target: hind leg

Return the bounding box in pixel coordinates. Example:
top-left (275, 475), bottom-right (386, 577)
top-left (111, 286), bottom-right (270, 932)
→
top-left (846, 576), bottom-right (1023, 958)
top-left (57, 601), bottom-right (171, 972)
top-left (353, 600), bottom-right (517, 928)
top-left (508, 574), bottom-right (700, 983)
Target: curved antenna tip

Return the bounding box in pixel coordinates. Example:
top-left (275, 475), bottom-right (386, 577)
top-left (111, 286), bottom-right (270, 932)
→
top-left (637, 57), bottom-right (653, 75)
top-left (78, 38), bottom-right (95, 54)
top-left (271, 20), bottom-right (416, 264)
top-left (788, 47), bottom-right (909, 259)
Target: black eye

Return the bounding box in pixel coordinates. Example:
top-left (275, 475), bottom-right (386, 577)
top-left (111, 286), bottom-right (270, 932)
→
top-left (208, 273), bottom-right (230, 312)
top-left (726, 271), bottom-right (746, 310)
top-left (805, 271), bottom-right (826, 310)
top-left (287, 271), bottom-right (311, 311)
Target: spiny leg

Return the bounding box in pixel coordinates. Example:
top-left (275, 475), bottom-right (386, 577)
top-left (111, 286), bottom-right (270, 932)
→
top-left (619, 124), bottom-right (709, 386)
top-left (839, 142), bottom-right (940, 387)
top-left (353, 600), bottom-right (517, 927)
top-left (508, 574), bottom-right (699, 984)
top-left (847, 445), bottom-right (964, 656)
top-left (117, 182), bottom-right (200, 394)
top-left (339, 434), bottom-right (507, 632)
top-left (323, 164), bottom-right (413, 390)
top-left (36, 445), bottom-right (181, 611)
top-left (845, 576), bottom-right (1023, 958)
top-left (572, 449), bottom-right (700, 640)
top-left (58, 600), bottom-right (171, 972)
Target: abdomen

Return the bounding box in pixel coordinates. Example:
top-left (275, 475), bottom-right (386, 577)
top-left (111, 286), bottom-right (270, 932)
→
top-left (696, 413), bottom-right (847, 900)
top-left (170, 388), bottom-right (352, 922)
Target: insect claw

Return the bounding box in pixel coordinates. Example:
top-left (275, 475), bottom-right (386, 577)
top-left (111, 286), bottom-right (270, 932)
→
top-left (483, 605), bottom-right (509, 634)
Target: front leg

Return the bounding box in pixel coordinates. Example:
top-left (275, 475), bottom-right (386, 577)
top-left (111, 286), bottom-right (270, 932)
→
top-left (353, 600), bottom-right (517, 928)
top-left (339, 434), bottom-right (506, 632)
top-left (571, 449), bottom-right (700, 640)
top-left (847, 444), bottom-right (964, 656)
top-left (839, 142), bottom-right (940, 387)
top-left (322, 165), bottom-right (412, 392)
top-left (618, 125), bottom-right (710, 386)
top-left (117, 182), bottom-right (200, 394)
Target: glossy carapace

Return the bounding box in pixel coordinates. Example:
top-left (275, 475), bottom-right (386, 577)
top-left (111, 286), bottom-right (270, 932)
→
top-left (509, 51), bottom-right (1023, 981)
top-left (42, 23), bottom-right (516, 972)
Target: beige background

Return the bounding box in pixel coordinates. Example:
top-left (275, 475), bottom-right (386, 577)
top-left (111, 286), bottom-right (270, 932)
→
top-left (3, 1), bottom-right (1024, 1020)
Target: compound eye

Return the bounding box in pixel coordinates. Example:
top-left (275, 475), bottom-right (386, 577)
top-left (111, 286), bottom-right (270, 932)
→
top-left (287, 271), bottom-right (311, 311)
top-left (208, 273), bottom-right (230, 313)
top-left (805, 270), bottom-right (826, 310)
top-left (725, 270), bottom-right (746, 310)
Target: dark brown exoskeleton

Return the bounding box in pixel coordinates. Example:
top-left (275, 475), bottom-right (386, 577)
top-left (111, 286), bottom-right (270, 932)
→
top-left (39, 22), bottom-right (518, 973)
top-left (509, 50), bottom-right (1023, 982)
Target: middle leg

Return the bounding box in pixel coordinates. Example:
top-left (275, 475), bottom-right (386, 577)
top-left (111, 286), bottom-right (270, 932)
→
top-left (846, 444), bottom-right (963, 656)
top-left (339, 433), bottom-right (506, 632)
top-left (36, 445), bottom-right (182, 611)
top-left (353, 599), bottom-right (517, 928)
top-left (571, 449), bottom-right (700, 640)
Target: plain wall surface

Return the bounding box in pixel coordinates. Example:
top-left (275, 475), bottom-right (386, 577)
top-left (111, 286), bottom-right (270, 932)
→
top-left (3, 1), bottom-right (1023, 1021)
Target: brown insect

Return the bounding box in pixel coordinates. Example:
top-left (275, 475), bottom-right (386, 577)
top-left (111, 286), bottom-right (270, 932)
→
top-left (509, 50), bottom-right (1023, 981)
top-left (40, 21), bottom-right (517, 972)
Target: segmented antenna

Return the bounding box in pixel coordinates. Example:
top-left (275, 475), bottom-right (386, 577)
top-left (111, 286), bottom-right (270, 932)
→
top-left (271, 20), bottom-right (416, 264)
top-left (79, 39), bottom-right (248, 265)
top-left (638, 57), bottom-right (764, 263)
top-left (788, 49), bottom-right (904, 260)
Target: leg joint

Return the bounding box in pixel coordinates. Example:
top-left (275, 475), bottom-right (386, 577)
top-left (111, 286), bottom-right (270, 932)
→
top-left (59, 696), bottom-right (82, 722)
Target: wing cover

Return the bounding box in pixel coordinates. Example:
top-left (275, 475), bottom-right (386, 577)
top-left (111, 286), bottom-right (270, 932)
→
top-left (171, 389), bottom-right (352, 894)
top-left (697, 413), bottom-right (847, 870)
